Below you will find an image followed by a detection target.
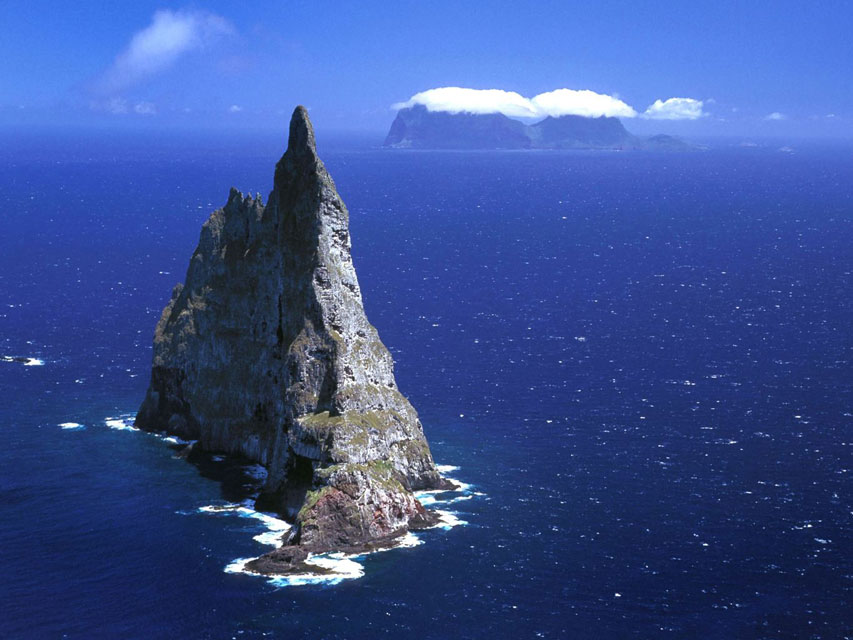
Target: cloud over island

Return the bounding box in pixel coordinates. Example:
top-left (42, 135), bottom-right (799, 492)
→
top-left (394, 87), bottom-right (705, 121)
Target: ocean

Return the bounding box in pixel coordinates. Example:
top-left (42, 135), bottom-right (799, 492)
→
top-left (1, 134), bottom-right (851, 638)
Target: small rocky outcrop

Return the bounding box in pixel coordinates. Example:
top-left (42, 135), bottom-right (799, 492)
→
top-left (136, 106), bottom-right (452, 573)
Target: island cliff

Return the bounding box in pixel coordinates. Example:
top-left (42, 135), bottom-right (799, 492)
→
top-left (136, 106), bottom-right (451, 573)
top-left (385, 104), bottom-right (692, 150)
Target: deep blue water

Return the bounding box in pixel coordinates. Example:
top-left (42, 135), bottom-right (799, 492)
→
top-left (1, 136), bottom-right (851, 639)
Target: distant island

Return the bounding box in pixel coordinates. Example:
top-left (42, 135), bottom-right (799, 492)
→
top-left (385, 104), bottom-right (692, 150)
top-left (136, 106), bottom-right (454, 577)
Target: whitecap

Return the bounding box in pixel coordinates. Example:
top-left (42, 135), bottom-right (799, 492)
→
top-left (393, 531), bottom-right (424, 549)
top-left (433, 510), bottom-right (469, 530)
top-left (414, 478), bottom-right (472, 497)
top-left (224, 557), bottom-right (256, 575)
top-left (446, 478), bottom-right (472, 493)
top-left (416, 492), bottom-right (474, 507)
top-left (417, 494), bottom-right (439, 507)
top-left (105, 416), bottom-right (138, 431)
top-left (199, 503), bottom-right (242, 514)
top-left (254, 529), bottom-right (290, 547)
top-left (198, 503), bottom-right (291, 547)
top-left (2, 355), bottom-right (45, 366)
top-left (60, 422), bottom-right (84, 430)
top-left (436, 464), bottom-right (460, 474)
top-left (241, 509), bottom-right (290, 538)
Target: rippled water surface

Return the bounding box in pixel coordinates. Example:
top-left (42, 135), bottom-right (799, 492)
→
top-left (1, 137), bottom-right (851, 638)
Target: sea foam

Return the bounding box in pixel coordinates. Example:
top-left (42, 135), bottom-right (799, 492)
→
top-left (2, 355), bottom-right (45, 366)
top-left (105, 415), bottom-right (139, 431)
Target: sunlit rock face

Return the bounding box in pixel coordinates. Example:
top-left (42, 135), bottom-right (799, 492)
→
top-left (137, 106), bottom-right (449, 562)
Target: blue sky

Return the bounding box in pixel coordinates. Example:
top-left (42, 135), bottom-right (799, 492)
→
top-left (1, 0), bottom-right (851, 137)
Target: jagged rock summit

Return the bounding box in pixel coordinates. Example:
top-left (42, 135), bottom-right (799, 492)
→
top-left (136, 106), bottom-right (451, 572)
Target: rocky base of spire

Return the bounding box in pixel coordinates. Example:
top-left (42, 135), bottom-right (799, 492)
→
top-left (250, 455), bottom-right (456, 573)
top-left (247, 497), bottom-right (445, 577)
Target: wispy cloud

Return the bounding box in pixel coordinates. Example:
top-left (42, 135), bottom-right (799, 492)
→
top-left (394, 87), bottom-right (705, 121)
top-left (765, 112), bottom-right (786, 121)
top-left (643, 97), bottom-right (705, 120)
top-left (89, 97), bottom-right (159, 116)
top-left (228, 104), bottom-right (243, 113)
top-left (97, 9), bottom-right (234, 94)
top-left (134, 101), bottom-right (157, 116)
top-left (104, 97), bottom-right (128, 114)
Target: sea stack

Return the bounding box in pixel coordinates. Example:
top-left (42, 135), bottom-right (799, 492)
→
top-left (136, 106), bottom-right (450, 572)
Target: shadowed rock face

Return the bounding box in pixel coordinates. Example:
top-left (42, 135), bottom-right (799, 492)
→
top-left (136, 106), bottom-right (449, 562)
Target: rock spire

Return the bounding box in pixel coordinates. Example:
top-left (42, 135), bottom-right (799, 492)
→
top-left (136, 106), bottom-right (450, 571)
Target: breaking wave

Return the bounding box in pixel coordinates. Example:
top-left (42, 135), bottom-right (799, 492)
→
top-left (2, 355), bottom-right (45, 366)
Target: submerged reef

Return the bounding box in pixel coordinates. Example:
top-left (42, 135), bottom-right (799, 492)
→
top-left (136, 106), bottom-right (453, 574)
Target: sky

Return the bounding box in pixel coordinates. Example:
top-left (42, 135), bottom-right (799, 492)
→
top-left (1, 0), bottom-right (851, 138)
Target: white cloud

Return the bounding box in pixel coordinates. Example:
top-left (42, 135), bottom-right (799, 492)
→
top-left (394, 87), bottom-right (710, 121)
top-left (643, 97), bottom-right (705, 120)
top-left (530, 89), bottom-right (637, 118)
top-left (228, 104), bottom-right (242, 113)
top-left (88, 97), bottom-right (159, 116)
top-left (393, 87), bottom-right (634, 118)
top-left (134, 101), bottom-right (157, 115)
top-left (99, 9), bottom-right (233, 92)
top-left (765, 112), bottom-right (786, 121)
top-left (104, 97), bottom-right (128, 114)
top-left (393, 87), bottom-right (537, 118)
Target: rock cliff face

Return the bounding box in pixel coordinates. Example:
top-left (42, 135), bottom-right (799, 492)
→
top-left (136, 106), bottom-right (449, 569)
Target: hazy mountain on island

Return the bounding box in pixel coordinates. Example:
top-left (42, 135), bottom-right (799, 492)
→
top-left (384, 104), bottom-right (691, 150)
top-left (528, 113), bottom-right (634, 148)
top-left (384, 105), bottom-right (531, 149)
